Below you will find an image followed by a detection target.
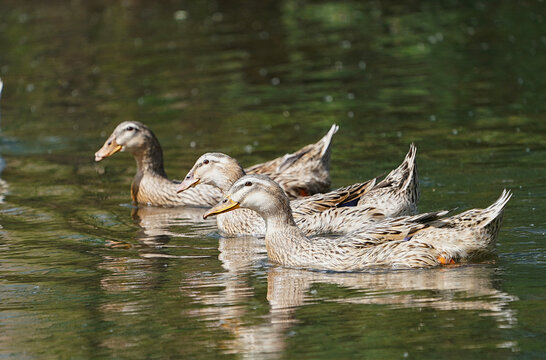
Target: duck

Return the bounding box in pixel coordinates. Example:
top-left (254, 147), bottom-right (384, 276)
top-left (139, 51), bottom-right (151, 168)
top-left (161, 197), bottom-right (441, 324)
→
top-left (177, 152), bottom-right (382, 236)
top-left (176, 143), bottom-right (419, 235)
top-left (203, 174), bottom-right (511, 270)
top-left (357, 143), bottom-right (420, 216)
top-left (94, 121), bottom-right (339, 207)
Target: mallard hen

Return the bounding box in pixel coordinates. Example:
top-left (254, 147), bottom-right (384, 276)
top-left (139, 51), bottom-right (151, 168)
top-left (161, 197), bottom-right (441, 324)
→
top-left (177, 152), bottom-right (381, 236)
top-left (204, 174), bottom-right (511, 270)
top-left (94, 121), bottom-right (338, 207)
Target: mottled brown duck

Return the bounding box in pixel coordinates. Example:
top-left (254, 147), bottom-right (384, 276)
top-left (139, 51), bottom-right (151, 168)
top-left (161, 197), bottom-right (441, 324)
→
top-left (177, 152), bottom-right (382, 236)
top-left (94, 121), bottom-right (338, 207)
top-left (204, 174), bottom-right (511, 271)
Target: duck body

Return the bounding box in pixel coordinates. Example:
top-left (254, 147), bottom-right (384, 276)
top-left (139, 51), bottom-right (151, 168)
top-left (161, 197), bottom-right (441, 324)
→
top-left (95, 121), bottom-right (338, 207)
top-left (178, 152), bottom-right (382, 236)
top-left (204, 175), bottom-right (511, 271)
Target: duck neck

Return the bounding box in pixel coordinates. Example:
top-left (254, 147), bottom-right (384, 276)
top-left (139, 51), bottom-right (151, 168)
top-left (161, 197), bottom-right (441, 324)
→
top-left (263, 198), bottom-right (304, 240)
top-left (133, 136), bottom-right (168, 178)
top-left (215, 167), bottom-right (246, 193)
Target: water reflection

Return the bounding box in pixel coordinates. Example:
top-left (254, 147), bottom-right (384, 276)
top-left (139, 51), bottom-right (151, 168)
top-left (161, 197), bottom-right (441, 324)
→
top-left (179, 234), bottom-right (518, 358)
top-left (131, 206), bottom-right (213, 246)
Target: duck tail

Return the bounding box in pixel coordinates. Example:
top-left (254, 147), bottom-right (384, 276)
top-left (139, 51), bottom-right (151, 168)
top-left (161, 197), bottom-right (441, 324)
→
top-left (375, 143), bottom-right (420, 202)
top-left (480, 189), bottom-right (512, 230)
top-left (439, 190), bottom-right (512, 254)
top-left (319, 123), bottom-right (339, 158)
top-left (400, 143), bottom-right (418, 193)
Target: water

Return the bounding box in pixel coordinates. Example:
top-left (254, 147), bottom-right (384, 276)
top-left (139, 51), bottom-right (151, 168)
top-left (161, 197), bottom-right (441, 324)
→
top-left (1, 1), bottom-right (545, 358)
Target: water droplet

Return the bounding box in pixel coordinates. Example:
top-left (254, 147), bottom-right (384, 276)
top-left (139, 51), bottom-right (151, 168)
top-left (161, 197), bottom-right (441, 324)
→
top-left (137, 97), bottom-right (144, 105)
top-left (271, 77), bottom-right (280, 86)
top-left (26, 83), bottom-right (35, 92)
top-left (347, 92), bottom-right (355, 100)
top-left (212, 12), bottom-right (223, 22)
top-left (324, 95), bottom-right (333, 103)
top-left (347, 111), bottom-right (354, 118)
top-left (259, 68), bottom-right (268, 76)
top-left (341, 40), bottom-right (351, 49)
top-left (517, 77), bottom-right (524, 85)
top-left (283, 111), bottom-right (290, 117)
top-left (244, 144), bottom-right (253, 154)
top-left (396, 131), bottom-right (402, 138)
top-left (452, 129), bottom-right (458, 135)
top-left (358, 61), bottom-right (367, 70)
top-left (430, 115), bottom-right (436, 121)
top-left (190, 141), bottom-right (196, 148)
top-left (525, 147), bottom-right (531, 152)
top-left (173, 10), bottom-right (188, 21)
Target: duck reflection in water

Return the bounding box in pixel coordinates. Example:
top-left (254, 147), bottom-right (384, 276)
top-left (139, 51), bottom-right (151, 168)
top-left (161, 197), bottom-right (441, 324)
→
top-left (130, 205), bottom-right (215, 248)
top-left (179, 234), bottom-right (518, 358)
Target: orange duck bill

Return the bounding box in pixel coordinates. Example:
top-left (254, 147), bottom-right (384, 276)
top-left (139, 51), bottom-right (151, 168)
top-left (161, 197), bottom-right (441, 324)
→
top-left (203, 197), bottom-right (240, 219)
top-left (95, 137), bottom-right (123, 162)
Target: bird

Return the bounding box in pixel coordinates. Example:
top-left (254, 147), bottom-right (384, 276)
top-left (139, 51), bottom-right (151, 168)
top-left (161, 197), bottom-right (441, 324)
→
top-left (177, 152), bottom-right (382, 236)
top-left (176, 143), bottom-right (420, 235)
top-left (356, 143), bottom-right (420, 216)
top-left (94, 121), bottom-right (338, 207)
top-left (203, 174), bottom-right (511, 271)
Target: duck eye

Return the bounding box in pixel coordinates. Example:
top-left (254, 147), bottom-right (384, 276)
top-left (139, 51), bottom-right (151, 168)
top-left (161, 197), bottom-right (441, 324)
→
top-left (186, 175), bottom-right (191, 179)
top-left (126, 126), bottom-right (134, 131)
top-left (222, 198), bottom-right (227, 203)
top-left (244, 181), bottom-right (252, 186)
top-left (203, 159), bottom-right (209, 165)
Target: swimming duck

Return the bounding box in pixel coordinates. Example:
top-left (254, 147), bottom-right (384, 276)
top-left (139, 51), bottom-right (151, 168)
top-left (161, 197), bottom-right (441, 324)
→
top-left (177, 152), bottom-right (382, 236)
top-left (94, 121), bottom-right (338, 207)
top-left (357, 143), bottom-right (420, 216)
top-left (176, 144), bottom-right (419, 235)
top-left (203, 174), bottom-right (511, 270)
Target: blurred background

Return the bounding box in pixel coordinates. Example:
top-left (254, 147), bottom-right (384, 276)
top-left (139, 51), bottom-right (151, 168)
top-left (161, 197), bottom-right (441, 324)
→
top-left (0, 1), bottom-right (544, 358)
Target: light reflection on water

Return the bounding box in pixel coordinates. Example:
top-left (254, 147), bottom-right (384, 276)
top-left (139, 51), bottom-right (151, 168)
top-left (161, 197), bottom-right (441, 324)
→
top-left (0, 0), bottom-right (544, 359)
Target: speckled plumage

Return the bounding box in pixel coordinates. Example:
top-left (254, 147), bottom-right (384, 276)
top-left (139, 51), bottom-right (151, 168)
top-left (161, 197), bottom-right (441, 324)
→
top-left (204, 175), bottom-right (511, 271)
top-left (178, 152), bottom-right (383, 236)
top-left (95, 122), bottom-right (338, 207)
top-left (357, 143), bottom-right (420, 217)
top-left (244, 124), bottom-right (339, 198)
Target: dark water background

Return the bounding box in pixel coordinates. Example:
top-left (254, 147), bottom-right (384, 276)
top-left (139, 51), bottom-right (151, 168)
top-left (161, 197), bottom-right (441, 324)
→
top-left (0, 1), bottom-right (545, 358)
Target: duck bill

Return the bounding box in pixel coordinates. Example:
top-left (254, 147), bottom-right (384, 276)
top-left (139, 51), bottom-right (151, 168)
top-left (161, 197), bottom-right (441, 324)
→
top-left (95, 137), bottom-right (123, 162)
top-left (177, 175), bottom-right (200, 193)
top-left (203, 197), bottom-right (240, 219)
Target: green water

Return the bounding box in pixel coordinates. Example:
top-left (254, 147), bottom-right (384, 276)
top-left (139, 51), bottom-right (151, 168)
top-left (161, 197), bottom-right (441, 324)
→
top-left (1, 1), bottom-right (545, 358)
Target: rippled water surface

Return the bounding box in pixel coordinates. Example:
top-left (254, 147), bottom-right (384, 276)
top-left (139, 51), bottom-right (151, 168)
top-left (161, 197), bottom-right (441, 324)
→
top-left (1, 1), bottom-right (545, 358)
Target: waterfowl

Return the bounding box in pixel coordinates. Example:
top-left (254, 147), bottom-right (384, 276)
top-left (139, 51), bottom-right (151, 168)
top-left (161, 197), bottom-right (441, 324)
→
top-left (203, 174), bottom-right (511, 271)
top-left (357, 143), bottom-right (420, 217)
top-left (94, 121), bottom-right (338, 207)
top-left (177, 152), bottom-right (381, 236)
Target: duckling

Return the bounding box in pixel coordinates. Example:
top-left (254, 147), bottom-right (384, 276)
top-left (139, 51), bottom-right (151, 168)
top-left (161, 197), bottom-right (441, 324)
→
top-left (177, 152), bottom-right (381, 236)
top-left (95, 121), bottom-right (338, 207)
top-left (203, 174), bottom-right (511, 271)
